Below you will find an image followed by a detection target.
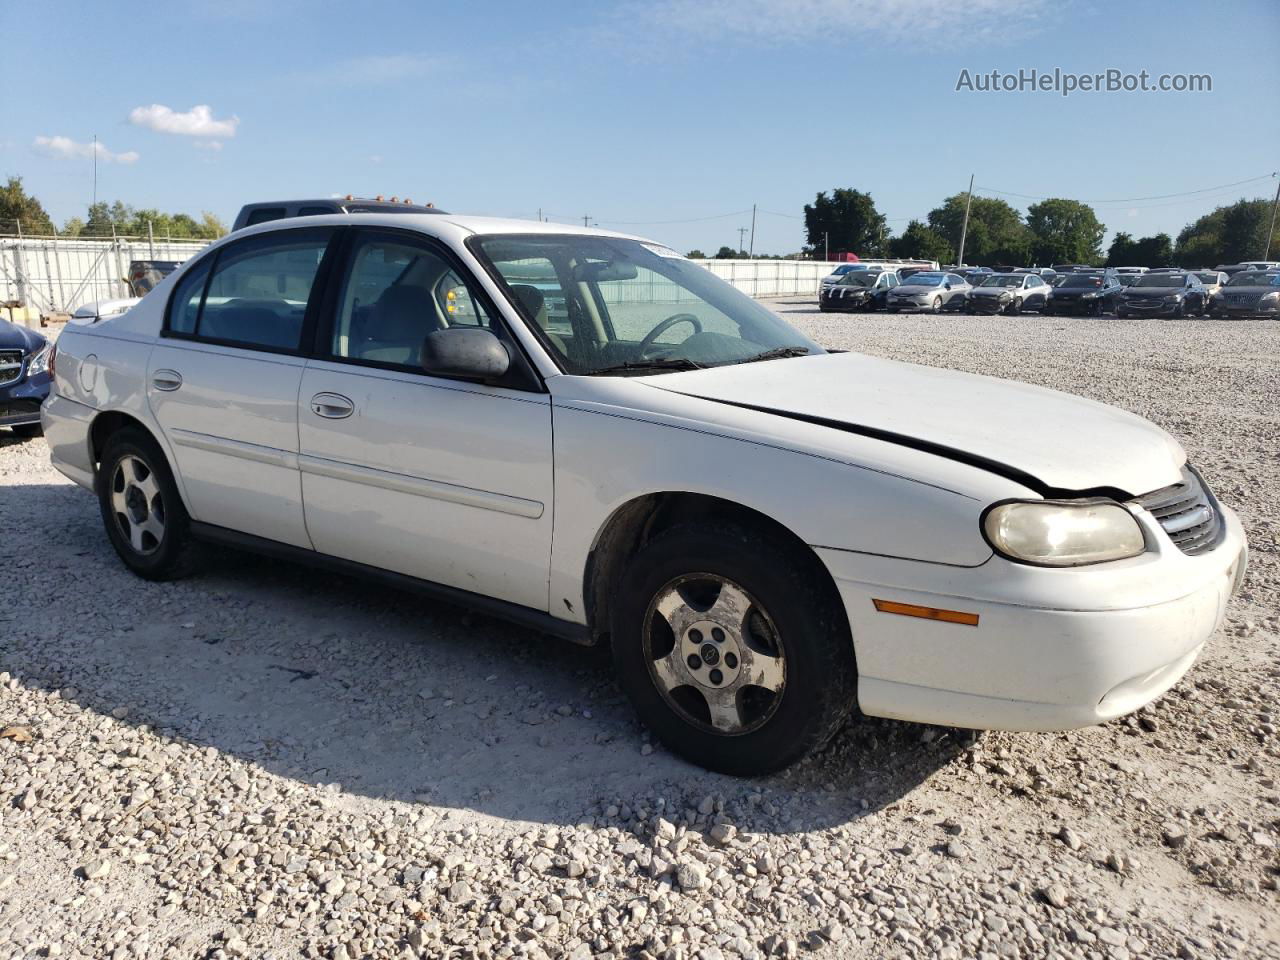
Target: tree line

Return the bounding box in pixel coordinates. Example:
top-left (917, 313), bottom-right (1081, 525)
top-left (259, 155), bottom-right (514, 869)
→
top-left (799, 187), bottom-right (1278, 267)
top-left (0, 176), bottom-right (227, 239)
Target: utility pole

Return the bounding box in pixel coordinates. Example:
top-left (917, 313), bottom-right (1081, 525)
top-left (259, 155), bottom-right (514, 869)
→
top-left (737, 226), bottom-right (748, 255)
top-left (823, 231), bottom-right (829, 261)
top-left (537, 207), bottom-right (542, 222)
top-left (749, 204), bottom-right (757, 257)
top-left (583, 214), bottom-right (591, 227)
top-left (1264, 174), bottom-right (1280, 261)
top-left (957, 173), bottom-right (975, 267)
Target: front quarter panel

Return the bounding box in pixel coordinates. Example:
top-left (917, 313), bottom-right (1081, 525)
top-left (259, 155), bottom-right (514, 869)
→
top-left (547, 378), bottom-right (1016, 625)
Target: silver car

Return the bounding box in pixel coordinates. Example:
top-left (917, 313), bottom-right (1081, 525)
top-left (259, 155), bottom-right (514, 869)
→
top-left (967, 272), bottom-right (1051, 314)
top-left (885, 272), bottom-right (971, 313)
top-left (1208, 270), bottom-right (1280, 319)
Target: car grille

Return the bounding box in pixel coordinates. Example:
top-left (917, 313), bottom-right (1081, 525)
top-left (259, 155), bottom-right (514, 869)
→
top-left (0, 349), bottom-right (24, 387)
top-left (1224, 293), bottom-right (1260, 307)
top-left (1133, 466), bottom-right (1223, 557)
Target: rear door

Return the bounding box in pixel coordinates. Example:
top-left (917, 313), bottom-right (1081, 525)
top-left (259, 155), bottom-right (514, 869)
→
top-left (147, 227), bottom-right (338, 548)
top-left (296, 228), bottom-right (554, 610)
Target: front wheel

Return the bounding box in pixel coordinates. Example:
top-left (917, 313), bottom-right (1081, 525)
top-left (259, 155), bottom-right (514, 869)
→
top-left (97, 427), bottom-right (203, 581)
top-left (1006, 297), bottom-right (1023, 315)
top-left (611, 522), bottom-right (857, 776)
top-left (931, 296), bottom-right (943, 313)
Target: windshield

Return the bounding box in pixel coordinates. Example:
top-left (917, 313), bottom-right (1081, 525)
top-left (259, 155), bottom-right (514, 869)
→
top-left (1195, 272), bottom-right (1221, 284)
top-left (902, 273), bottom-right (945, 286)
top-left (1055, 273), bottom-right (1104, 288)
top-left (1133, 273), bottom-right (1183, 287)
top-left (470, 234), bottom-right (822, 375)
top-left (830, 264), bottom-right (861, 276)
top-left (980, 275), bottom-right (1023, 288)
top-left (837, 271), bottom-right (880, 287)
top-left (1226, 271), bottom-right (1280, 287)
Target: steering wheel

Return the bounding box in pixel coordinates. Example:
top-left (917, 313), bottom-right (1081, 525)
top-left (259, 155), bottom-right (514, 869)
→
top-left (637, 313), bottom-right (704, 357)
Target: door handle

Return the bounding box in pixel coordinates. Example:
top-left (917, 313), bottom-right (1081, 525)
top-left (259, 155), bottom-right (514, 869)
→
top-left (310, 392), bottom-right (354, 419)
top-left (152, 369), bottom-right (183, 392)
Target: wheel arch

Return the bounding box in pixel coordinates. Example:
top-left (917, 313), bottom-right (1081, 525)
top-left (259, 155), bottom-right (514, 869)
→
top-left (88, 410), bottom-right (194, 513)
top-left (582, 491), bottom-right (853, 654)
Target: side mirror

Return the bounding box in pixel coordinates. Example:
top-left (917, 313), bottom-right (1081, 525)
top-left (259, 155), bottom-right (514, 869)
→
top-left (944, 283), bottom-right (951, 290)
top-left (421, 327), bottom-right (510, 382)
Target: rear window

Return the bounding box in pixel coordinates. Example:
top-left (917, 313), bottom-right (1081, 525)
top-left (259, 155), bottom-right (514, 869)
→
top-left (296, 205), bottom-right (337, 217)
top-left (244, 207), bottom-right (287, 226)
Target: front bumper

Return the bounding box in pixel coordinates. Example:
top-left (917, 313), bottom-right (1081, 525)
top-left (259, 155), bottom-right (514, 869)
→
top-left (967, 296), bottom-right (1011, 314)
top-left (1212, 299), bottom-right (1279, 318)
top-left (819, 503), bottom-right (1247, 731)
top-left (1116, 299), bottom-right (1184, 316)
top-left (0, 370), bottom-right (51, 427)
top-left (819, 292), bottom-right (873, 311)
top-left (1043, 297), bottom-right (1102, 315)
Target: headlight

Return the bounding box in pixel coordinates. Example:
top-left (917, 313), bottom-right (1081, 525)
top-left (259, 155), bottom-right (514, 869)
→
top-left (1082, 291), bottom-right (1098, 299)
top-left (26, 342), bottom-right (51, 377)
top-left (983, 500), bottom-right (1146, 567)
top-left (1165, 293), bottom-right (1183, 302)
top-left (1261, 291), bottom-right (1279, 302)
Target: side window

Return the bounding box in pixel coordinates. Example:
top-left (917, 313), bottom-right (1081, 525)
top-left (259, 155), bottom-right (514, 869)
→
top-left (330, 233), bottom-right (493, 368)
top-left (166, 256), bottom-right (212, 335)
top-left (487, 255), bottom-right (574, 341)
top-left (244, 207), bottom-right (287, 227)
top-left (198, 228), bottom-right (333, 351)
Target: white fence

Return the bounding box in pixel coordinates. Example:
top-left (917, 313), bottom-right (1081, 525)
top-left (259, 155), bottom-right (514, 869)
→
top-left (699, 259), bottom-right (842, 298)
top-left (0, 236), bottom-right (839, 317)
top-left (0, 236), bottom-right (210, 315)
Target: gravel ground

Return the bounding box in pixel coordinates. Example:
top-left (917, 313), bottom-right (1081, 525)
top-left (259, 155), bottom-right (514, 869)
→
top-left (1, 307), bottom-right (1277, 960)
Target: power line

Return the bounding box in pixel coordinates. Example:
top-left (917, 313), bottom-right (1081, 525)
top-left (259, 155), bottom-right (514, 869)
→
top-left (975, 172), bottom-right (1276, 205)
top-left (594, 209), bottom-right (752, 226)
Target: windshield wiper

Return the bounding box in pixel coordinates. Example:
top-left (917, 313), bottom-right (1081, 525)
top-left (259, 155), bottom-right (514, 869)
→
top-left (737, 346), bottom-right (815, 365)
top-left (590, 357), bottom-right (705, 376)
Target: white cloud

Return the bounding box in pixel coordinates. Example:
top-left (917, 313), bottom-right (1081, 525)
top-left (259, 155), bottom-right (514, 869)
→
top-left (33, 136), bottom-right (139, 165)
top-left (602, 0), bottom-right (1049, 49)
top-left (128, 104), bottom-right (239, 139)
top-left (194, 140), bottom-right (224, 152)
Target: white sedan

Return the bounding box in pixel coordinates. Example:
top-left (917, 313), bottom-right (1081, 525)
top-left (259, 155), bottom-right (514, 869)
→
top-left (42, 212), bottom-right (1247, 775)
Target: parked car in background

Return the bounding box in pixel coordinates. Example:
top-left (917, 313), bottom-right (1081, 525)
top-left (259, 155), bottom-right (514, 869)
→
top-left (1194, 271), bottom-right (1229, 302)
top-left (1114, 270), bottom-right (1207, 318)
top-left (1014, 267), bottom-right (1058, 282)
top-left (819, 263), bottom-right (869, 295)
top-left (896, 266), bottom-right (932, 282)
top-left (1051, 263), bottom-right (1094, 273)
top-left (956, 267), bottom-right (994, 287)
top-left (967, 272), bottom-right (1051, 314)
top-left (819, 268), bottom-right (900, 312)
top-left (42, 210), bottom-right (1248, 775)
top-left (71, 297), bottom-right (140, 325)
top-left (1, 315), bottom-right (52, 438)
top-left (1236, 261), bottom-right (1280, 272)
top-left (232, 195), bottom-right (446, 231)
top-left (1044, 271), bottom-right (1122, 315)
top-left (885, 272), bottom-right (972, 312)
top-left (1113, 267), bottom-right (1148, 278)
top-left (1116, 273), bottom-right (1141, 287)
top-left (125, 260), bottom-right (182, 297)
top-left (1208, 270), bottom-right (1280, 319)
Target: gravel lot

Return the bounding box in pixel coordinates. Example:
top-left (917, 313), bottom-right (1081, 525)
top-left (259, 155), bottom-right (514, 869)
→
top-left (2, 306), bottom-right (1277, 960)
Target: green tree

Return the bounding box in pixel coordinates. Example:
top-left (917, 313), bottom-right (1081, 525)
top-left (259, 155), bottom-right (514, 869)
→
top-left (62, 216), bottom-right (86, 237)
top-left (803, 188), bottom-right (888, 259)
top-left (685, 249), bottom-right (706, 259)
top-left (927, 194), bottom-right (1031, 265)
top-left (1025, 198), bottom-right (1105, 265)
top-left (1106, 231), bottom-right (1136, 266)
top-left (1131, 233), bottom-right (1174, 267)
top-left (714, 246), bottom-right (745, 259)
top-left (889, 220), bottom-right (953, 263)
top-left (0, 176), bottom-right (54, 234)
top-left (1173, 197), bottom-right (1275, 266)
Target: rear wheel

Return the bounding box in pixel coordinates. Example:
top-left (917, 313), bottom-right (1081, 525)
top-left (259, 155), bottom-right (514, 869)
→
top-left (97, 427), bottom-right (202, 580)
top-left (611, 522), bottom-right (857, 775)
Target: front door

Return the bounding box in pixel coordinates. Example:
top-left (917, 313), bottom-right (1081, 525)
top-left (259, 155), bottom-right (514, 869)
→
top-left (147, 226), bottom-right (337, 549)
top-left (296, 228), bottom-right (554, 610)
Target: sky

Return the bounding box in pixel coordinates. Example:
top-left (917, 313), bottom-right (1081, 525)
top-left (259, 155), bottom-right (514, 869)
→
top-left (3, 0), bottom-right (1278, 255)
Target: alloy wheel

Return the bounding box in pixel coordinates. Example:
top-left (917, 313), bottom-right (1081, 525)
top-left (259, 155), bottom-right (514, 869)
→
top-left (643, 574), bottom-right (786, 735)
top-left (110, 455), bottom-right (165, 555)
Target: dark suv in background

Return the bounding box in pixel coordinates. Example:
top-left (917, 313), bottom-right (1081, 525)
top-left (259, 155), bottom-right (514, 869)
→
top-left (1115, 271), bottom-right (1208, 318)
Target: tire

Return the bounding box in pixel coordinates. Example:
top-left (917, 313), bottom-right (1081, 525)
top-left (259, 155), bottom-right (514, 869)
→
top-left (611, 521), bottom-right (857, 776)
top-left (97, 427), bottom-right (202, 581)
top-left (1006, 297), bottom-right (1023, 315)
top-left (10, 423), bottom-right (43, 439)
top-left (931, 296), bottom-right (942, 313)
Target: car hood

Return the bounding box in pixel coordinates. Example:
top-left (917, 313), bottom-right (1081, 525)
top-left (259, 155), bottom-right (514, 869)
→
top-left (642, 352), bottom-right (1183, 496)
top-left (0, 317), bottom-right (46, 352)
top-left (970, 286), bottom-right (1014, 295)
top-left (892, 284), bottom-right (943, 294)
top-left (1121, 287), bottom-right (1181, 297)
